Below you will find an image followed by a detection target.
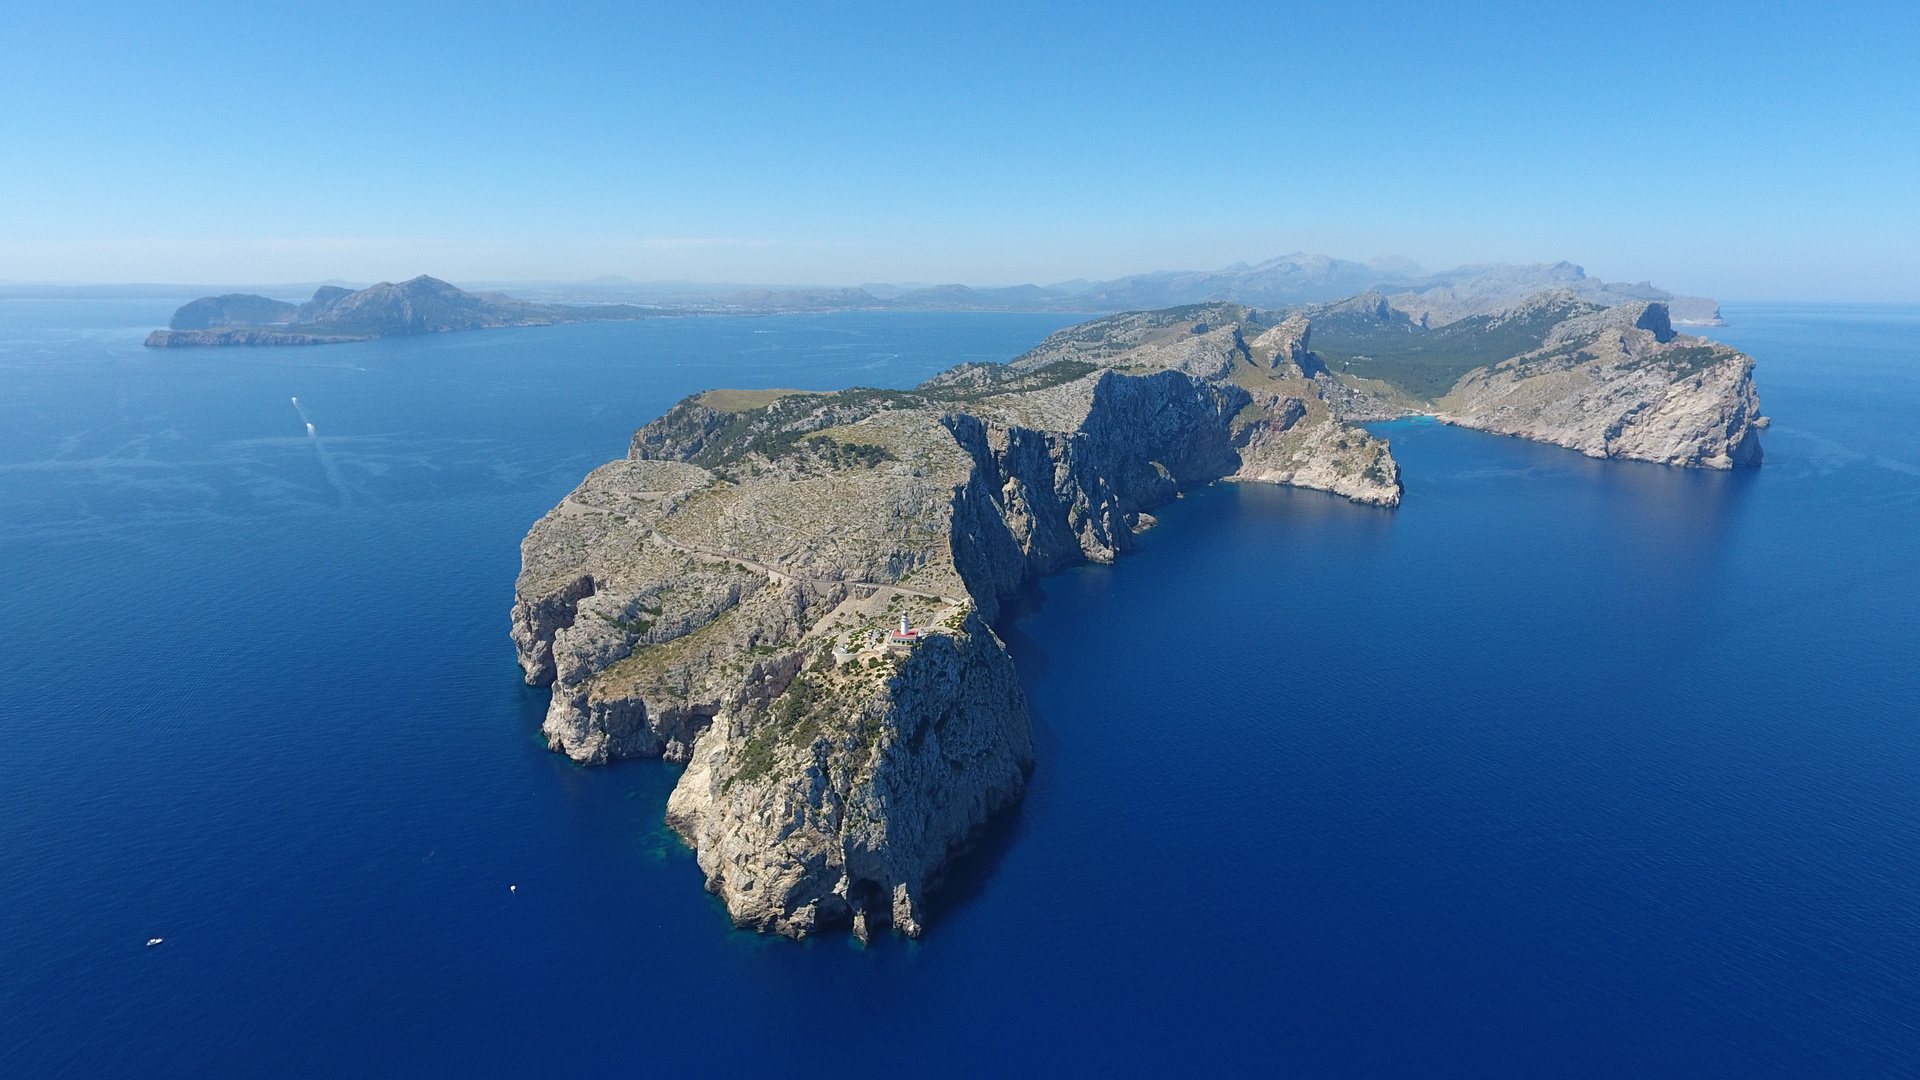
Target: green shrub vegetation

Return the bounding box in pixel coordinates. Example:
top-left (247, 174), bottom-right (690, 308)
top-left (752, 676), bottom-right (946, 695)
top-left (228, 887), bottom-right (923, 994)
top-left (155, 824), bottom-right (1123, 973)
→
top-left (803, 435), bottom-right (895, 469)
top-left (1311, 298), bottom-right (1603, 401)
top-left (727, 673), bottom-right (829, 789)
top-left (603, 602), bottom-right (663, 637)
top-left (1648, 345), bottom-right (1725, 378)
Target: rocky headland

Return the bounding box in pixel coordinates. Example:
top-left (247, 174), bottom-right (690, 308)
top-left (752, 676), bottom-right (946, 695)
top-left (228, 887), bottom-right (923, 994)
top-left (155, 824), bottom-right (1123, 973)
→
top-left (512, 288), bottom-right (1764, 941)
top-left (1298, 289), bottom-right (1763, 467)
top-left (144, 275), bottom-right (650, 346)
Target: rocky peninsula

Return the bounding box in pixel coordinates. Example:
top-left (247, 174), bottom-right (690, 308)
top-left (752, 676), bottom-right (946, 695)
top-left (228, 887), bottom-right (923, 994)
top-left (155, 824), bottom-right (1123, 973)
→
top-left (512, 289), bottom-right (1764, 941)
top-left (1297, 289), bottom-right (1763, 467)
top-left (145, 275), bottom-right (649, 347)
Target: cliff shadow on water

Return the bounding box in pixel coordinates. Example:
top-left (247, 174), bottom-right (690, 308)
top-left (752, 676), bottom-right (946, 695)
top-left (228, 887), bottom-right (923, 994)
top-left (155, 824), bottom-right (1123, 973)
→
top-left (991, 578), bottom-right (1056, 679)
top-left (914, 798), bottom-right (1034, 933)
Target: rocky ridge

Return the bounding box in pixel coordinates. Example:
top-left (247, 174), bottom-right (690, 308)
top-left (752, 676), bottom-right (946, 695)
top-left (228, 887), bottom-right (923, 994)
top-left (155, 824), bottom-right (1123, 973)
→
top-left (1294, 289), bottom-right (1765, 468)
top-left (513, 289), bottom-right (1762, 941)
top-left (1431, 300), bottom-right (1763, 467)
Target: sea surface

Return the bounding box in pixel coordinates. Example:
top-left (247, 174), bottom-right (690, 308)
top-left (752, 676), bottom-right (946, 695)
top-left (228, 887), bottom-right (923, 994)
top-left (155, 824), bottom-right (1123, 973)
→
top-left (2, 301), bottom-right (1917, 1077)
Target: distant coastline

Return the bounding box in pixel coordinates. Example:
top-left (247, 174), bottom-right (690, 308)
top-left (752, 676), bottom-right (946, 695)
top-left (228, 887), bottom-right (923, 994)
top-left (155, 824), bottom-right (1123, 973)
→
top-left (136, 255), bottom-right (1728, 349)
top-left (475, 255), bottom-right (1727, 325)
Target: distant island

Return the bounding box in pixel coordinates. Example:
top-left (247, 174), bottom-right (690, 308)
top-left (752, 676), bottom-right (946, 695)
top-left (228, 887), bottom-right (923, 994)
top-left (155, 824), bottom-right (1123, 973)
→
top-left (512, 285), bottom-right (1763, 943)
top-left (143, 275), bottom-right (651, 347)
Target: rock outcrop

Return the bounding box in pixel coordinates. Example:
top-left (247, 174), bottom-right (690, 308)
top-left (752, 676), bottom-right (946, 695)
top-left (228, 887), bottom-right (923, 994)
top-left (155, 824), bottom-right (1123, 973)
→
top-left (1257, 316), bottom-right (1312, 369)
top-left (979, 302), bottom-right (1405, 506)
top-left (666, 610), bottom-right (1031, 939)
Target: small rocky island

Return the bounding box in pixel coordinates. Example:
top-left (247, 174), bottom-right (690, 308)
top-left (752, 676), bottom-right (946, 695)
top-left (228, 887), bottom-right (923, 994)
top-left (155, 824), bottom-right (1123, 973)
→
top-left (145, 275), bottom-right (648, 346)
top-left (512, 288), bottom-right (1765, 941)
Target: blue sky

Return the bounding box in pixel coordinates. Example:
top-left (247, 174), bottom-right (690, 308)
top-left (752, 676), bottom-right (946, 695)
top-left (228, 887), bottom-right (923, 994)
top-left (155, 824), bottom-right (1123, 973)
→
top-left (2, 0), bottom-right (1915, 298)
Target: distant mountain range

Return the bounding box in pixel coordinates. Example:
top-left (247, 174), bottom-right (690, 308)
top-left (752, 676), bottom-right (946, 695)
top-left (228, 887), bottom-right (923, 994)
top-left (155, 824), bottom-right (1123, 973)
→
top-left (137, 256), bottom-right (1725, 348)
top-left (477, 254), bottom-right (1725, 326)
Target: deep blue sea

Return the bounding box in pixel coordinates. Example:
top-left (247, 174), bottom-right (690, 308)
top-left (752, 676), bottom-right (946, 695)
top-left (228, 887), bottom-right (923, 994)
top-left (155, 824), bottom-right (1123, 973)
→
top-left (2, 301), bottom-right (1917, 1077)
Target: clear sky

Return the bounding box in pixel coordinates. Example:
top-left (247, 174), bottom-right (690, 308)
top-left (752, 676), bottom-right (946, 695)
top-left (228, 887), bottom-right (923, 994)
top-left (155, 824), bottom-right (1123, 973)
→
top-left (2, 0), bottom-right (1915, 299)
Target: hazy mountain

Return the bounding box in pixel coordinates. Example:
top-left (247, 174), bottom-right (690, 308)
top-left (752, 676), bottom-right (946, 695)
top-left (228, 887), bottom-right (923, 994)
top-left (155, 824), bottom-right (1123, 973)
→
top-left (168, 293), bottom-right (302, 329)
top-left (146, 275), bottom-right (651, 347)
top-left (1064, 256), bottom-right (1722, 325)
top-left (1068, 253), bottom-right (1419, 309)
top-left (1382, 262), bottom-right (1724, 326)
top-left (454, 254), bottom-right (1720, 325)
top-left (127, 256), bottom-right (1723, 343)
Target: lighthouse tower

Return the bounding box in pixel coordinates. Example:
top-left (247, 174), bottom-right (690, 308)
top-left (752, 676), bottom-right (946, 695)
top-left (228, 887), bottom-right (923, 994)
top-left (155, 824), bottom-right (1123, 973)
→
top-left (889, 614), bottom-right (920, 647)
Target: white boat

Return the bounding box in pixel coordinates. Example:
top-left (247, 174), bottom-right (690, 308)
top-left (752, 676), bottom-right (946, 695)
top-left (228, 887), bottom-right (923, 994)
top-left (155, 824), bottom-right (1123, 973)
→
top-left (146, 938), bottom-right (163, 947)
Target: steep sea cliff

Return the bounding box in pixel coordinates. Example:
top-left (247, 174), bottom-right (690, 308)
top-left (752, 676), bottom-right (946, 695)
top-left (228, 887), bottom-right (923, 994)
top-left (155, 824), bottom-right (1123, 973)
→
top-left (512, 355), bottom-right (1356, 936)
top-left (1298, 290), bottom-right (1765, 468)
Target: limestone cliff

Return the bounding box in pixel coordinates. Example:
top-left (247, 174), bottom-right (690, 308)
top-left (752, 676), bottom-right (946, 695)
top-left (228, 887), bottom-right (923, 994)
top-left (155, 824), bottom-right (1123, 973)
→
top-left (666, 611), bottom-right (1030, 940)
top-left (975, 302), bottom-right (1404, 505)
top-left (1433, 301), bottom-right (1763, 468)
top-left (1295, 290), bottom-right (1765, 469)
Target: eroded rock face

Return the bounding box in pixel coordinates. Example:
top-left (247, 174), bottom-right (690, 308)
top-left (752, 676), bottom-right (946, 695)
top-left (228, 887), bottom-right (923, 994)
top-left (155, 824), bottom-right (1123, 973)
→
top-left (1284, 293), bottom-right (1765, 468)
top-left (948, 369), bottom-right (1253, 573)
top-left (1435, 302), bottom-right (1765, 468)
top-left (511, 335), bottom-right (1402, 938)
top-left (1231, 391), bottom-right (1401, 503)
top-left (666, 613), bottom-right (1030, 939)
top-left (510, 571), bottom-right (595, 687)
top-left (1252, 316), bottom-right (1311, 370)
top-left (1228, 312), bottom-right (1401, 505)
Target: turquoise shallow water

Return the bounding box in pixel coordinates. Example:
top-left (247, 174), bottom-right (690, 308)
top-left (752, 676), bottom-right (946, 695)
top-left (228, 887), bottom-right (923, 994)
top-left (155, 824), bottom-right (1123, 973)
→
top-left (1, 301), bottom-right (1917, 1076)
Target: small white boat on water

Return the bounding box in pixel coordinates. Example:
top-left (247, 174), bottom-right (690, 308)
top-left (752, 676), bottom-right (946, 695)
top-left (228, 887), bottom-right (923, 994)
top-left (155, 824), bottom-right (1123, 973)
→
top-left (146, 938), bottom-right (163, 947)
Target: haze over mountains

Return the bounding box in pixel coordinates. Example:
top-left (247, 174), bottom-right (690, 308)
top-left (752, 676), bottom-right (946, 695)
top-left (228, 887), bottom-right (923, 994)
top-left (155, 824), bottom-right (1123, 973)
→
top-left (130, 253), bottom-right (1727, 347)
top-left (480, 254), bottom-right (1726, 326)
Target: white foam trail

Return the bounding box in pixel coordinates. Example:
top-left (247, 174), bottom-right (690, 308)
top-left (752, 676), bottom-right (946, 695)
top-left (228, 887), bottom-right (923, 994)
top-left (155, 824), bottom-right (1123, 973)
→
top-left (292, 397), bottom-right (350, 504)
